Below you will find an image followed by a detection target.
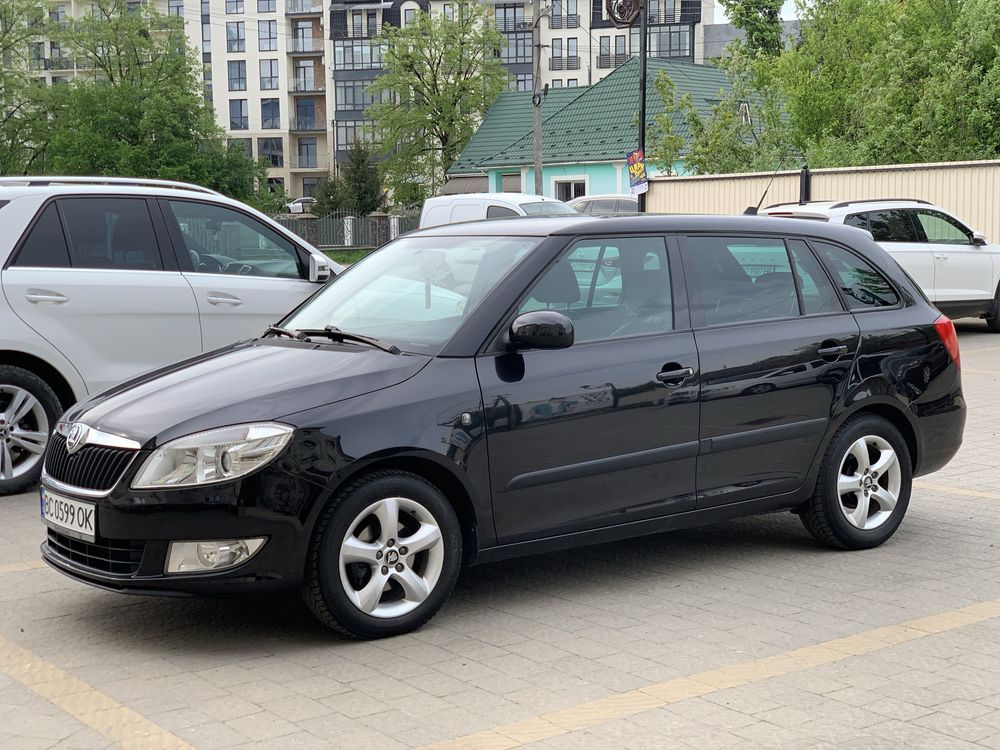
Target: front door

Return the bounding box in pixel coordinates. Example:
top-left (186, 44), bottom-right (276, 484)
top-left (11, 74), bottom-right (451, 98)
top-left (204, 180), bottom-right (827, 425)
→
top-left (910, 208), bottom-right (995, 301)
top-left (680, 235), bottom-right (860, 507)
top-left (478, 235), bottom-right (700, 544)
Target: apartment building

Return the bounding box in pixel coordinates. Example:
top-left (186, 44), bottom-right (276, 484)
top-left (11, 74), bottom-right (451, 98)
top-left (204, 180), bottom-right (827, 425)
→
top-left (19, 0), bottom-right (713, 199)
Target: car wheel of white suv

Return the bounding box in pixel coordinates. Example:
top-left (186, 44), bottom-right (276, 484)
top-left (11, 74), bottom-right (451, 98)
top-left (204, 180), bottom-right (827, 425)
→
top-left (0, 366), bottom-right (60, 495)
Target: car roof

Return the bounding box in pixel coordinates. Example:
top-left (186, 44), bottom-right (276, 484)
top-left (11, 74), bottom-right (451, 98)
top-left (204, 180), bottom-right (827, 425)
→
top-left (423, 192), bottom-right (562, 205)
top-left (569, 194), bottom-right (637, 202)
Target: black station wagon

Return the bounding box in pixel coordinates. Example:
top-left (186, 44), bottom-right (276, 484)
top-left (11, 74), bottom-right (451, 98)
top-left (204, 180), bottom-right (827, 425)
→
top-left (40, 215), bottom-right (966, 638)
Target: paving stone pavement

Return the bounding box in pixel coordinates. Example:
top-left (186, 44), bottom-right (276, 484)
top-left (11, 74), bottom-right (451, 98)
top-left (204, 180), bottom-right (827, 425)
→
top-left (0, 320), bottom-right (998, 749)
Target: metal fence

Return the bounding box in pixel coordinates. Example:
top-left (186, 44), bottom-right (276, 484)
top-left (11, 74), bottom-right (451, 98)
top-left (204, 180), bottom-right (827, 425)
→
top-left (274, 211), bottom-right (420, 249)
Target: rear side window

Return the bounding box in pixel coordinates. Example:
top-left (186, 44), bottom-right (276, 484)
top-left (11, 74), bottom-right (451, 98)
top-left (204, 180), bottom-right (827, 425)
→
top-left (590, 199), bottom-right (618, 213)
top-left (867, 210), bottom-right (919, 243)
top-left (59, 198), bottom-right (162, 270)
top-left (812, 241), bottom-right (899, 309)
top-left (787, 239), bottom-right (842, 314)
top-left (844, 213), bottom-right (868, 231)
top-left (486, 205), bottom-right (518, 219)
top-left (14, 203), bottom-right (72, 268)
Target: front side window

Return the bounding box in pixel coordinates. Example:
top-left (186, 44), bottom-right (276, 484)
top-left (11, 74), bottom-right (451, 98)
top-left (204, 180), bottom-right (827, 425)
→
top-left (867, 209), bottom-right (919, 243)
top-left (284, 236), bottom-right (541, 353)
top-left (913, 209), bottom-right (972, 244)
top-left (518, 237), bottom-right (672, 343)
top-left (812, 241), bottom-right (900, 310)
top-left (166, 200), bottom-right (304, 280)
top-left (58, 198), bottom-right (162, 270)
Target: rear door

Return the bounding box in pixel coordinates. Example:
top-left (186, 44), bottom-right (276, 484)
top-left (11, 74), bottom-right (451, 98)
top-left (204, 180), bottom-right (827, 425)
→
top-left (2, 197), bottom-right (201, 394)
top-left (680, 234), bottom-right (859, 507)
top-left (910, 208), bottom-right (995, 302)
top-left (159, 198), bottom-right (321, 350)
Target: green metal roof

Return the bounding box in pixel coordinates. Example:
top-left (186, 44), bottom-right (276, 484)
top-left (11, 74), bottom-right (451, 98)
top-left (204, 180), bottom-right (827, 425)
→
top-left (454, 58), bottom-right (731, 172)
top-left (447, 87), bottom-right (584, 176)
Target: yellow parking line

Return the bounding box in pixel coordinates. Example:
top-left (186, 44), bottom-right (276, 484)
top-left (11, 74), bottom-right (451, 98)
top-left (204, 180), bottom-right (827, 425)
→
top-left (0, 560), bottom-right (46, 575)
top-left (914, 481), bottom-right (1000, 502)
top-left (0, 634), bottom-right (192, 749)
top-left (420, 598), bottom-right (1000, 750)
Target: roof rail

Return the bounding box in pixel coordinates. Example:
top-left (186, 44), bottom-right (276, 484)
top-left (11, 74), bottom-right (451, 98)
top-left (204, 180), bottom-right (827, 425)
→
top-left (0, 176), bottom-right (222, 196)
top-left (762, 200), bottom-right (834, 210)
top-left (763, 198), bottom-right (932, 210)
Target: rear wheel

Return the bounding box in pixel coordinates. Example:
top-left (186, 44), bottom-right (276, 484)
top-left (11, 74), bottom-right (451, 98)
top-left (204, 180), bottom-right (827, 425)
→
top-left (303, 470), bottom-right (462, 639)
top-left (800, 415), bottom-right (912, 549)
top-left (0, 366), bottom-right (60, 496)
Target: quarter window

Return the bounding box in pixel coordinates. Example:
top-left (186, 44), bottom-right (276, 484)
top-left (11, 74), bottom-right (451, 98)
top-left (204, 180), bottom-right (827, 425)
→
top-left (812, 241), bottom-right (899, 310)
top-left (14, 203), bottom-right (71, 268)
top-left (518, 237), bottom-right (672, 342)
top-left (867, 209), bottom-right (920, 243)
top-left (58, 198), bottom-right (163, 270)
top-left (486, 205), bottom-right (518, 218)
top-left (787, 239), bottom-right (842, 314)
top-left (913, 210), bottom-right (971, 244)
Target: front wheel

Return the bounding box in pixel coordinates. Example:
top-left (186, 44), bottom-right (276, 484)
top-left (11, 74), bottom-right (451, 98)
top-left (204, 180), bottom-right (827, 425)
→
top-left (986, 287), bottom-right (1000, 332)
top-left (0, 366), bottom-right (60, 496)
top-left (303, 470), bottom-right (462, 639)
top-left (800, 415), bottom-right (912, 550)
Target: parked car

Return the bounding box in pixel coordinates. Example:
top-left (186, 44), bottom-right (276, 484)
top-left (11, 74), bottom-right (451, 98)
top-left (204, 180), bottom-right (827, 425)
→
top-left (568, 194), bottom-right (639, 215)
top-left (761, 199), bottom-right (1000, 330)
top-left (418, 192), bottom-right (577, 228)
top-left (0, 176), bottom-right (340, 495)
top-left (286, 196), bottom-right (317, 215)
top-left (40, 215), bottom-right (965, 639)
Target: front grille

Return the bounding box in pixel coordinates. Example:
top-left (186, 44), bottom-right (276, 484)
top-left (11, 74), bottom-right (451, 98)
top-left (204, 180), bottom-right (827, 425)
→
top-left (46, 529), bottom-right (145, 575)
top-left (44, 433), bottom-right (136, 492)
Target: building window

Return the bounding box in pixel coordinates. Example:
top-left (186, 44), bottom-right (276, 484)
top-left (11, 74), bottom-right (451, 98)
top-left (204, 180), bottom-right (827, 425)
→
top-left (225, 0), bottom-right (243, 13)
top-left (500, 32), bottom-right (531, 65)
top-left (267, 177), bottom-right (285, 191)
top-left (552, 38), bottom-right (562, 59)
top-left (301, 176), bottom-right (321, 197)
top-left (554, 179), bottom-right (585, 201)
top-left (567, 78), bottom-right (578, 87)
top-left (443, 3), bottom-right (453, 20)
top-left (226, 22), bottom-right (245, 52)
top-left (333, 39), bottom-right (384, 70)
top-left (202, 21), bottom-right (211, 53)
top-left (510, 73), bottom-right (532, 92)
top-left (566, 0), bottom-right (578, 24)
top-left (567, 37), bottom-right (577, 60)
top-left (403, 8), bottom-right (415, 25)
top-left (228, 138), bottom-right (252, 157)
top-left (261, 98), bottom-right (280, 129)
top-left (336, 120), bottom-right (376, 149)
top-left (259, 137), bottom-right (284, 166)
top-left (227, 60), bottom-right (246, 91)
top-left (600, 36), bottom-right (610, 56)
top-left (551, 79), bottom-right (563, 88)
top-left (168, 0), bottom-right (183, 17)
top-left (336, 79), bottom-right (372, 109)
top-left (367, 10), bottom-right (377, 36)
top-left (229, 99), bottom-right (248, 130)
top-left (294, 60), bottom-right (317, 91)
top-left (551, 0), bottom-right (562, 27)
top-left (257, 0), bottom-right (275, 10)
top-left (495, 4), bottom-right (524, 32)
top-left (297, 137), bottom-right (318, 168)
top-left (259, 20), bottom-right (277, 51)
top-left (259, 59), bottom-right (278, 89)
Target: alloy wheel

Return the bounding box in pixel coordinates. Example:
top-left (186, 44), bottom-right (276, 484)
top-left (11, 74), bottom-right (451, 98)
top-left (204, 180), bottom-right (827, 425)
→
top-left (338, 496), bottom-right (445, 619)
top-left (0, 386), bottom-right (49, 482)
top-left (836, 435), bottom-right (901, 530)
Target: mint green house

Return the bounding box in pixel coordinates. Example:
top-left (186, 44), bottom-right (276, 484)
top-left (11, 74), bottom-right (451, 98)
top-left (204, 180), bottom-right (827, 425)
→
top-left (446, 58), bottom-right (730, 200)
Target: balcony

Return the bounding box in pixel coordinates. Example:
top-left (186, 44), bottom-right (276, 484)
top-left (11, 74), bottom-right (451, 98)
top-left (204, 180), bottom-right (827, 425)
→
top-left (291, 78), bottom-right (325, 94)
top-left (28, 58), bottom-right (48, 71)
top-left (49, 56), bottom-right (74, 70)
top-left (596, 53), bottom-right (629, 69)
top-left (288, 37), bottom-right (323, 54)
top-left (333, 24), bottom-right (382, 39)
top-left (333, 39), bottom-right (384, 71)
top-left (549, 14), bottom-right (579, 29)
top-left (495, 17), bottom-right (532, 33)
top-left (289, 156), bottom-right (329, 170)
top-left (290, 118), bottom-right (325, 132)
top-left (286, 0), bottom-right (322, 14)
top-left (549, 56), bottom-right (580, 71)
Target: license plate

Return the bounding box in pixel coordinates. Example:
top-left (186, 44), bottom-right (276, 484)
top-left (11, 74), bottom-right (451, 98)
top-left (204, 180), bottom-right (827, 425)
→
top-left (40, 488), bottom-right (96, 543)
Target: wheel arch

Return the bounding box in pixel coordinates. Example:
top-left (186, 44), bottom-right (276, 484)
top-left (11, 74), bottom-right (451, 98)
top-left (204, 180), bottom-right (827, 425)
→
top-left (0, 350), bottom-right (79, 410)
top-left (825, 399), bottom-right (919, 472)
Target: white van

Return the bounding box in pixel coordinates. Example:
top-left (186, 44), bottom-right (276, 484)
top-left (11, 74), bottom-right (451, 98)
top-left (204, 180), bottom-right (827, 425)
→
top-left (419, 193), bottom-right (577, 228)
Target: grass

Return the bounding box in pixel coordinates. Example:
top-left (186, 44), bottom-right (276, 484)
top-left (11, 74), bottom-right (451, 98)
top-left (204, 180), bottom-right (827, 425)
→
top-left (324, 248), bottom-right (374, 266)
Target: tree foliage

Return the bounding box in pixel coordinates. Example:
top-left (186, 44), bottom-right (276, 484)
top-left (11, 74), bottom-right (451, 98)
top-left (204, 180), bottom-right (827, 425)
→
top-left (0, 0), bottom-right (47, 173)
top-left (338, 141), bottom-right (383, 215)
top-left (718, 0), bottom-right (785, 57)
top-left (368, 3), bottom-right (507, 196)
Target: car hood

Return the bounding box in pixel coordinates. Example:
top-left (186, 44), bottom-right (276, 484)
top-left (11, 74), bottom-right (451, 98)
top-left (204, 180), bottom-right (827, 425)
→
top-left (64, 340), bottom-right (431, 445)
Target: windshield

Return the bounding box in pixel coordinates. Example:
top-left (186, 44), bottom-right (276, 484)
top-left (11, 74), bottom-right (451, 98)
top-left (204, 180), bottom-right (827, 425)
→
top-left (283, 235), bottom-right (540, 354)
top-left (520, 201), bottom-right (577, 216)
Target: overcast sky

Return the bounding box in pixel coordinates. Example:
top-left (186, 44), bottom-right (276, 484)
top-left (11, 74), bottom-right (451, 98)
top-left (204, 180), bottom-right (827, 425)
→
top-left (714, 1), bottom-right (799, 24)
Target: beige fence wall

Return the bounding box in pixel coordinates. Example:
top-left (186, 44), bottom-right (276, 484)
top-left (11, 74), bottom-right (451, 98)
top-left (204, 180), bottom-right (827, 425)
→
top-left (647, 160), bottom-right (1000, 242)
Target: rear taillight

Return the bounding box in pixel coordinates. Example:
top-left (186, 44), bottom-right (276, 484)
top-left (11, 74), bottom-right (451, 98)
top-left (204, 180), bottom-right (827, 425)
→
top-left (934, 314), bottom-right (960, 369)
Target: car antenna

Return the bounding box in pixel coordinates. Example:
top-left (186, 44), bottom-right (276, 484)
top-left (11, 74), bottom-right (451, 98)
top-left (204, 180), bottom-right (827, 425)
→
top-left (743, 144), bottom-right (793, 215)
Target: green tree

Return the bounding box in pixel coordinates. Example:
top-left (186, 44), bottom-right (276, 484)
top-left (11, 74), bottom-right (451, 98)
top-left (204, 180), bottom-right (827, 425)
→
top-left (311, 174), bottom-right (344, 217)
top-left (645, 72), bottom-right (685, 175)
top-left (718, 0), bottom-right (785, 57)
top-left (34, 0), bottom-right (266, 200)
top-left (368, 3), bottom-right (507, 195)
top-left (339, 141), bottom-right (383, 215)
top-left (0, 0), bottom-right (47, 173)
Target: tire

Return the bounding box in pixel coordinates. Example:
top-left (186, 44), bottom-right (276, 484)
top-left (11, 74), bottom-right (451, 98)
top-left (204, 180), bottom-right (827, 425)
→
top-left (986, 288), bottom-right (1000, 332)
top-left (800, 414), bottom-right (912, 550)
top-left (0, 366), bottom-right (61, 496)
top-left (303, 470), bottom-right (462, 639)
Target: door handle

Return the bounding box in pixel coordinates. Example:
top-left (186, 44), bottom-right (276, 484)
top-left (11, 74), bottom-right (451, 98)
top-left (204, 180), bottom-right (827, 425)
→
top-left (24, 290), bottom-right (68, 304)
top-left (934, 255), bottom-right (948, 260)
top-left (817, 344), bottom-right (848, 360)
top-left (656, 366), bottom-right (694, 386)
top-left (206, 293), bottom-right (243, 306)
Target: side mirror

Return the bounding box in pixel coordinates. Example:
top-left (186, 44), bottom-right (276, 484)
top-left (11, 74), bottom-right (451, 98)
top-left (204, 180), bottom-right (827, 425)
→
top-left (973, 231), bottom-right (988, 246)
top-left (509, 311), bottom-right (574, 350)
top-left (309, 253), bottom-right (332, 283)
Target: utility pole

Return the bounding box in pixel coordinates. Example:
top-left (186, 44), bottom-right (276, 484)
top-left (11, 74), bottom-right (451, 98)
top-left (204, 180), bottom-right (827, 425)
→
top-left (637, 0), bottom-right (648, 213)
top-left (531, 0), bottom-right (549, 195)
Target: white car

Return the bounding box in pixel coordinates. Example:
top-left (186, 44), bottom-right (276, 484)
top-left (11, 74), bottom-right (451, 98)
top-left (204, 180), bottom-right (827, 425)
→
top-left (0, 176), bottom-right (339, 495)
top-left (286, 196), bottom-right (317, 214)
top-left (567, 194), bottom-right (639, 215)
top-left (761, 199), bottom-right (1000, 329)
top-left (419, 192), bottom-right (577, 228)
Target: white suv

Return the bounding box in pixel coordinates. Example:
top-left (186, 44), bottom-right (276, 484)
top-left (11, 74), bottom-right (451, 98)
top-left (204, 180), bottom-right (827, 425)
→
top-left (761, 199), bottom-right (1000, 329)
top-left (0, 177), bottom-right (338, 495)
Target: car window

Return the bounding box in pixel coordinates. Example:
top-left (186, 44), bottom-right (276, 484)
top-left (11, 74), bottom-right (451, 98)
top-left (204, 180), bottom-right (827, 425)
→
top-left (619, 199), bottom-right (638, 212)
top-left (914, 210), bottom-right (971, 245)
top-left (844, 213), bottom-right (868, 231)
top-left (573, 200), bottom-right (590, 214)
top-left (867, 209), bottom-right (920, 242)
top-left (787, 239), bottom-right (843, 314)
top-left (683, 236), bottom-right (798, 325)
top-left (812, 241), bottom-right (899, 310)
top-left (518, 236), bottom-right (672, 343)
top-left (486, 205), bottom-right (519, 219)
top-left (589, 199), bottom-right (618, 213)
top-left (55, 198), bottom-right (163, 270)
top-left (165, 200), bottom-right (305, 279)
top-left (520, 201), bottom-right (577, 216)
top-left (13, 203), bottom-right (72, 268)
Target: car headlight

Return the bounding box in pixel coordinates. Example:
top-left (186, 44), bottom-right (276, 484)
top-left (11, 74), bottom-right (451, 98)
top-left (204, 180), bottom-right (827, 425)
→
top-left (132, 423), bottom-right (294, 490)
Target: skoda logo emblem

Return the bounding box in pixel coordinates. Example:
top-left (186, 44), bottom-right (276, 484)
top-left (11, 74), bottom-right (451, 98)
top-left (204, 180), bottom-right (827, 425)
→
top-left (66, 423), bottom-right (89, 455)
top-left (385, 549), bottom-right (399, 565)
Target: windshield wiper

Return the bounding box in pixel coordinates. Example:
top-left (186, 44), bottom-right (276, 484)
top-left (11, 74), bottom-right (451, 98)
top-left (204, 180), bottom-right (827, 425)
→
top-left (263, 325), bottom-right (307, 341)
top-left (299, 326), bottom-right (401, 355)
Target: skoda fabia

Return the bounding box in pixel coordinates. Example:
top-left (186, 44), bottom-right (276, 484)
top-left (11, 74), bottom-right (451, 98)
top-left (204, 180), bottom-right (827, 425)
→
top-left (40, 216), bottom-right (965, 639)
